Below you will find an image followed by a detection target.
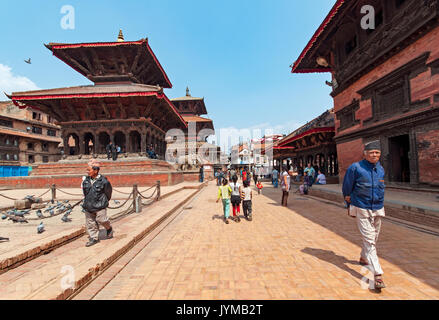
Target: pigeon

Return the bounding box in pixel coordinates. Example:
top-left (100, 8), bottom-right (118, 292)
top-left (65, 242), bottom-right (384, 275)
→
top-left (66, 204), bottom-right (72, 209)
top-left (114, 200), bottom-right (120, 204)
top-left (24, 58), bottom-right (31, 64)
top-left (24, 195), bottom-right (34, 200)
top-left (1, 214), bottom-right (7, 220)
top-left (23, 209), bottom-right (31, 214)
top-left (63, 200), bottom-right (70, 203)
top-left (7, 210), bottom-right (14, 215)
top-left (61, 214), bottom-right (71, 223)
top-left (36, 210), bottom-right (43, 218)
top-left (49, 209), bottom-right (54, 216)
top-left (65, 209), bottom-right (72, 216)
top-left (14, 211), bottom-right (25, 217)
top-left (9, 216), bottom-right (28, 223)
top-left (37, 222), bottom-right (45, 233)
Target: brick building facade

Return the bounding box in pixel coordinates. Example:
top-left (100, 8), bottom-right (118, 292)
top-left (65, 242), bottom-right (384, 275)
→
top-left (291, 0), bottom-right (439, 188)
top-left (0, 101), bottom-right (62, 166)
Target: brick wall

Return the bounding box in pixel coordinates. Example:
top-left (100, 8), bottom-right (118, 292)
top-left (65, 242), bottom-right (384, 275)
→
top-left (416, 128), bottom-right (439, 185)
top-left (336, 138), bottom-right (364, 182)
top-left (334, 27), bottom-right (439, 120)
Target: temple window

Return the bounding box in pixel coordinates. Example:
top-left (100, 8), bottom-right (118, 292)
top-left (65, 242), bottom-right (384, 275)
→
top-left (27, 142), bottom-right (34, 150)
top-left (336, 100), bottom-right (360, 132)
top-left (32, 126), bottom-right (43, 134)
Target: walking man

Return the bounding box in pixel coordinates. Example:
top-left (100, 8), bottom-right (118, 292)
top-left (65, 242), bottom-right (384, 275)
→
top-left (82, 160), bottom-right (113, 247)
top-left (342, 141), bottom-right (386, 289)
top-left (106, 142), bottom-right (113, 160)
top-left (280, 167), bottom-right (290, 207)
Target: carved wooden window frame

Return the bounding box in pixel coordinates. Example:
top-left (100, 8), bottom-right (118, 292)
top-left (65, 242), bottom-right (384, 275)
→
top-left (358, 52), bottom-right (431, 124)
top-left (336, 99), bottom-right (360, 132)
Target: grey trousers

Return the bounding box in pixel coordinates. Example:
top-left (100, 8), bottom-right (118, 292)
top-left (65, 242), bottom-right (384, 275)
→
top-left (85, 208), bottom-right (111, 241)
top-left (351, 206), bottom-right (384, 275)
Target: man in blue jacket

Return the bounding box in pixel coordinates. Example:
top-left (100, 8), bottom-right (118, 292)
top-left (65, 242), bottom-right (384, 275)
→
top-left (342, 140), bottom-right (386, 289)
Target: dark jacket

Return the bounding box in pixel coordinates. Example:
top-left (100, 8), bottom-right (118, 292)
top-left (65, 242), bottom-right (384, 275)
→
top-left (342, 159), bottom-right (385, 210)
top-left (82, 175), bottom-right (112, 213)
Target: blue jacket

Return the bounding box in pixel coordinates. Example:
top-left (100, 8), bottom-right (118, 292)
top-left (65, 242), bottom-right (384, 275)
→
top-left (342, 159), bottom-right (385, 210)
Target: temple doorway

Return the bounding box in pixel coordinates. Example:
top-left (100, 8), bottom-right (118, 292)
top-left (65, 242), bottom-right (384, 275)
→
top-left (98, 132), bottom-right (110, 154)
top-left (67, 133), bottom-right (79, 155)
top-left (129, 131), bottom-right (141, 153)
top-left (389, 135), bottom-right (410, 183)
top-left (84, 132), bottom-right (94, 155)
top-left (114, 131), bottom-right (126, 153)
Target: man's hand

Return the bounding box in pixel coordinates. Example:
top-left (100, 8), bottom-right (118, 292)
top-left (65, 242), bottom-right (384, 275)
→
top-left (216, 199), bottom-right (220, 203)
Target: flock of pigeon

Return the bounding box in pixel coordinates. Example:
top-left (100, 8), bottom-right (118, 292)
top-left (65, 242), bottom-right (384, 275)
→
top-left (1, 198), bottom-right (74, 234)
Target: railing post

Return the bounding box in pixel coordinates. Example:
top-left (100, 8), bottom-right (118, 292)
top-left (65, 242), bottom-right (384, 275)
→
top-left (133, 184), bottom-right (138, 212)
top-left (156, 181), bottom-right (161, 201)
top-left (51, 184), bottom-right (56, 204)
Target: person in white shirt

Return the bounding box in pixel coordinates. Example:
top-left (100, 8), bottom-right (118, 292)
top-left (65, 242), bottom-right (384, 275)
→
top-left (242, 180), bottom-right (253, 221)
top-left (229, 175), bottom-right (242, 222)
top-left (280, 167), bottom-right (291, 207)
top-left (315, 170), bottom-right (327, 185)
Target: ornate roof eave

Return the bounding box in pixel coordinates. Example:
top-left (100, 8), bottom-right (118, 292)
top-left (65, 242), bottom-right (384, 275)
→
top-left (290, 0), bottom-right (346, 74)
top-left (44, 38), bottom-right (173, 88)
top-left (9, 91), bottom-right (188, 129)
top-left (277, 127), bottom-right (335, 147)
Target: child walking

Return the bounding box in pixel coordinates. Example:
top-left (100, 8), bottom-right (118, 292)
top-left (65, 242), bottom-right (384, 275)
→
top-left (242, 180), bottom-right (253, 221)
top-left (216, 178), bottom-right (232, 224)
top-left (256, 180), bottom-right (263, 195)
top-left (229, 175), bottom-right (242, 222)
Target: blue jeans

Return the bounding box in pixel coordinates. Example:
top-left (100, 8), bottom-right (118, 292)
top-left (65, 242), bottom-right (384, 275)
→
top-left (274, 179), bottom-right (278, 188)
top-left (222, 199), bottom-right (230, 218)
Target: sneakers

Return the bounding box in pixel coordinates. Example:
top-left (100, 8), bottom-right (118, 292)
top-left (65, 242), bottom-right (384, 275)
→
top-left (106, 227), bottom-right (114, 239)
top-left (235, 216), bottom-right (241, 223)
top-left (85, 238), bottom-right (99, 247)
top-left (224, 218), bottom-right (229, 224)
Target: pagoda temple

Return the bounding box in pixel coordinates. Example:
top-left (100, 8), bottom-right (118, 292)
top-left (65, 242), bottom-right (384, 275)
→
top-left (167, 87), bottom-right (220, 168)
top-left (7, 31), bottom-right (187, 162)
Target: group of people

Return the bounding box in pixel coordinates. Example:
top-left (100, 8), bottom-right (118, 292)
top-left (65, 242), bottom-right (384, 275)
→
top-left (105, 142), bottom-right (122, 161)
top-left (216, 174), bottom-right (254, 224)
top-left (105, 142), bottom-right (158, 161)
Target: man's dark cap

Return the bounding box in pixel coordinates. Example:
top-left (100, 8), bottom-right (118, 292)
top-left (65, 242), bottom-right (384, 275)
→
top-left (364, 140), bottom-right (381, 151)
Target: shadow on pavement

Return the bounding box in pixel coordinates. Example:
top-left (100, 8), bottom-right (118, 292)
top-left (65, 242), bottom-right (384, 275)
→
top-left (301, 247), bottom-right (364, 281)
top-left (262, 185), bottom-right (439, 291)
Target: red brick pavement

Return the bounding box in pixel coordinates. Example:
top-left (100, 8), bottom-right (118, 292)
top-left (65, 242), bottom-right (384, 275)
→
top-left (92, 183), bottom-right (439, 300)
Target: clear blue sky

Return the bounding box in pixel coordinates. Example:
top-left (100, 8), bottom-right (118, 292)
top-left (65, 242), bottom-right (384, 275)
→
top-left (0, 0), bottom-right (334, 148)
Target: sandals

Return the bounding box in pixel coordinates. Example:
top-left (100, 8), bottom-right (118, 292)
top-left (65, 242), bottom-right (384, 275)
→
top-left (359, 258), bottom-right (368, 266)
top-left (374, 275), bottom-right (386, 289)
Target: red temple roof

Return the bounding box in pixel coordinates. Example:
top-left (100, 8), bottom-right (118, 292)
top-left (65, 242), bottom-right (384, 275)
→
top-left (45, 38), bottom-right (173, 88)
top-left (290, 0), bottom-right (345, 74)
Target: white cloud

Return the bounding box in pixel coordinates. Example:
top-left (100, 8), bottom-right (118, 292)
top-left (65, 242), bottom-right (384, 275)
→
top-left (0, 64), bottom-right (39, 100)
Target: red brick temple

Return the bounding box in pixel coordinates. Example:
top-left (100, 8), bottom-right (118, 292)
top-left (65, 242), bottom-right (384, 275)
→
top-left (3, 32), bottom-right (202, 187)
top-left (291, 0), bottom-right (439, 189)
